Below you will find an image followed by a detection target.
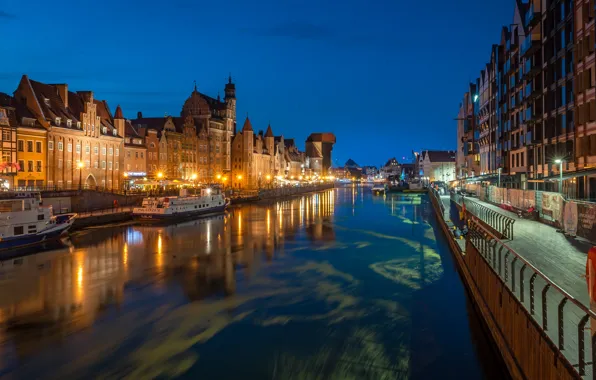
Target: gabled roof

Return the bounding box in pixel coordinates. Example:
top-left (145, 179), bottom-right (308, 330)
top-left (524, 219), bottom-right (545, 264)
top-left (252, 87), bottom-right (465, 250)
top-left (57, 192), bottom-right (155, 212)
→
top-left (114, 105), bottom-right (124, 119)
top-left (422, 150), bottom-right (456, 163)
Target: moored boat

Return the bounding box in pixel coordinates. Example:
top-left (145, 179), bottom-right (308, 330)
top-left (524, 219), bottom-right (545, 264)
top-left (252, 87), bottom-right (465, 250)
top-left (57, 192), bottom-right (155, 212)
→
top-left (371, 183), bottom-right (386, 195)
top-left (132, 187), bottom-right (228, 223)
top-left (0, 192), bottom-right (76, 251)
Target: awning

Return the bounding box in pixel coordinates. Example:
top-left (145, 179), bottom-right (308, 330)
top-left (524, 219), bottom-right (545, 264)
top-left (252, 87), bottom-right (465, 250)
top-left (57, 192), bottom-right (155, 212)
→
top-left (541, 167), bottom-right (596, 181)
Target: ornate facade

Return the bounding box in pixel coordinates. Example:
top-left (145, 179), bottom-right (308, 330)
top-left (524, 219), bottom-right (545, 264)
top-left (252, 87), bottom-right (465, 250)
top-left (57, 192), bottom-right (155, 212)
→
top-left (132, 77), bottom-right (236, 182)
top-left (14, 76), bottom-right (125, 190)
top-left (231, 118), bottom-right (284, 188)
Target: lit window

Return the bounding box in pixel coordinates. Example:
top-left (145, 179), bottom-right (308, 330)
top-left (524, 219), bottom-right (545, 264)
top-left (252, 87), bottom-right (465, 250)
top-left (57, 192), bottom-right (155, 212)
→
top-left (108, 161), bottom-right (112, 170)
top-left (115, 162), bottom-right (119, 170)
top-left (101, 147), bottom-right (106, 155)
top-left (113, 129), bottom-right (117, 136)
top-left (67, 143), bottom-right (72, 152)
top-left (67, 120), bottom-right (72, 127)
top-left (76, 144), bottom-right (81, 153)
top-left (102, 127), bottom-right (107, 134)
top-left (108, 147), bottom-right (113, 156)
top-left (77, 122), bottom-right (81, 129)
top-left (115, 148), bottom-right (119, 156)
top-left (58, 142), bottom-right (63, 151)
top-left (101, 161), bottom-right (106, 169)
top-left (48, 141), bottom-right (54, 150)
top-left (55, 117), bottom-right (61, 126)
top-left (85, 145), bottom-right (90, 154)
top-left (94, 146), bottom-right (98, 154)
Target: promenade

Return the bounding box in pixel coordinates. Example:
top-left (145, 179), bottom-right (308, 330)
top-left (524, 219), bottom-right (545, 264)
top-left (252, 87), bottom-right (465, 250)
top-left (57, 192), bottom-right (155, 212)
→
top-left (439, 193), bottom-right (594, 378)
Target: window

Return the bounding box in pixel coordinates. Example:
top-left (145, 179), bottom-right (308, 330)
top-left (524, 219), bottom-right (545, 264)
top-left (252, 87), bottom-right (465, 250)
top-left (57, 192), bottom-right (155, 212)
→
top-left (115, 148), bottom-right (119, 156)
top-left (94, 161), bottom-right (98, 168)
top-left (36, 141), bottom-right (42, 153)
top-left (140, 152), bottom-right (144, 158)
top-left (18, 160), bottom-right (24, 171)
top-left (127, 151), bottom-right (131, 158)
top-left (101, 147), bottom-right (106, 155)
top-left (135, 152), bottom-right (139, 159)
top-left (67, 143), bottom-right (72, 152)
top-left (102, 127), bottom-right (107, 134)
top-left (2, 130), bottom-right (10, 141)
top-left (58, 159), bottom-right (62, 169)
top-left (76, 143), bottom-right (81, 153)
top-left (92, 125), bottom-right (95, 133)
top-left (27, 161), bottom-right (33, 172)
top-left (27, 141), bottom-right (33, 152)
top-left (58, 141), bottom-right (63, 151)
top-left (36, 161), bottom-right (42, 172)
top-left (101, 161), bottom-right (106, 169)
top-left (77, 122), bottom-right (81, 129)
top-left (13, 226), bottom-right (23, 236)
top-left (108, 161), bottom-right (112, 170)
top-left (48, 141), bottom-right (54, 150)
top-left (112, 129), bottom-right (117, 136)
top-left (94, 146), bottom-right (98, 154)
top-left (109, 147), bottom-right (113, 156)
top-left (55, 117), bottom-right (61, 126)
top-left (85, 145), bottom-right (90, 154)
top-left (67, 120), bottom-right (72, 127)
top-left (17, 140), bottom-right (23, 152)
top-left (115, 162), bottom-right (119, 170)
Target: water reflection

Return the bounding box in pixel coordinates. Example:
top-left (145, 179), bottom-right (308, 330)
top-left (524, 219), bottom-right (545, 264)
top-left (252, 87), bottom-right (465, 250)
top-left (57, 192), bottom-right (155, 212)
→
top-left (0, 188), bottom-right (499, 379)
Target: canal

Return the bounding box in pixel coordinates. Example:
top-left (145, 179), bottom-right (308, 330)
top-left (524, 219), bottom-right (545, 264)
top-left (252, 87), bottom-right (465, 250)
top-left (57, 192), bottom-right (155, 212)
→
top-left (0, 185), bottom-right (506, 379)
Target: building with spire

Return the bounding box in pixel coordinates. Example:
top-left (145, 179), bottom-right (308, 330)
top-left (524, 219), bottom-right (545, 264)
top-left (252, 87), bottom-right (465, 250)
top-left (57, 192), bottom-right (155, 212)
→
top-left (231, 117), bottom-right (284, 188)
top-left (132, 76), bottom-right (236, 182)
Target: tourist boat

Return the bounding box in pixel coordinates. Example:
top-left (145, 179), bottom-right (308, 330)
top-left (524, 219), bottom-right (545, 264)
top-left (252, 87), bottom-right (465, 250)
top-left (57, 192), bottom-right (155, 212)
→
top-left (0, 192), bottom-right (77, 251)
top-left (132, 187), bottom-right (229, 223)
top-left (371, 183), bottom-right (386, 195)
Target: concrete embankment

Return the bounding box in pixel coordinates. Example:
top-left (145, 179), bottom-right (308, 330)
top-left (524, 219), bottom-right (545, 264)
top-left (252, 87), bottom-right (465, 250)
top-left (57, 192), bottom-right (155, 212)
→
top-left (71, 184), bottom-right (335, 229)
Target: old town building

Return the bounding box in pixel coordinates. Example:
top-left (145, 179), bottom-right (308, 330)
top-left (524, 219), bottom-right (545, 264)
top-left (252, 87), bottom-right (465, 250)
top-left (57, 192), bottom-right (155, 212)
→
top-left (13, 76), bottom-right (124, 190)
top-left (122, 109), bottom-right (147, 183)
top-left (418, 150), bottom-right (457, 183)
top-left (132, 78), bottom-right (235, 182)
top-left (231, 118), bottom-right (281, 188)
top-left (0, 93), bottom-right (19, 188)
top-left (284, 138), bottom-right (306, 179)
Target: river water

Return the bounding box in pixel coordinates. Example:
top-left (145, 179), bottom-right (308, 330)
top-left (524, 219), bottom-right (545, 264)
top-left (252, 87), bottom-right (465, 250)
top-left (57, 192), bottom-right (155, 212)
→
top-left (0, 185), bottom-right (505, 379)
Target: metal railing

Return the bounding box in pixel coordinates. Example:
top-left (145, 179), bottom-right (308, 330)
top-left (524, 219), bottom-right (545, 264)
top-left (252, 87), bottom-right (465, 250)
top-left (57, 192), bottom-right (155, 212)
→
top-left (76, 206), bottom-right (134, 218)
top-left (468, 218), bottom-right (595, 378)
top-left (429, 188), bottom-right (445, 216)
top-left (451, 192), bottom-right (515, 239)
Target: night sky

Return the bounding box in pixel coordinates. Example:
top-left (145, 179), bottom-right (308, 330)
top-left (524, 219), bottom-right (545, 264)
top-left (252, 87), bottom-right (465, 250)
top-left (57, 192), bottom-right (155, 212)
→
top-left (0, 0), bottom-right (511, 167)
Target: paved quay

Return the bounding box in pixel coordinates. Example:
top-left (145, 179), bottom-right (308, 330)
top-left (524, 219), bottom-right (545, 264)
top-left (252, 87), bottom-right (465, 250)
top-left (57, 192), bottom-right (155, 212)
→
top-left (446, 194), bottom-right (590, 307)
top-left (440, 194), bottom-right (594, 377)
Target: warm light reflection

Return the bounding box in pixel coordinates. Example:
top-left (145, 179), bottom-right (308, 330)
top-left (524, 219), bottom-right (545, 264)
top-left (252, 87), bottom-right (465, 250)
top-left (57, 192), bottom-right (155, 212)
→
top-left (266, 208), bottom-right (271, 235)
top-left (123, 243), bottom-right (129, 268)
top-left (157, 234), bottom-right (163, 267)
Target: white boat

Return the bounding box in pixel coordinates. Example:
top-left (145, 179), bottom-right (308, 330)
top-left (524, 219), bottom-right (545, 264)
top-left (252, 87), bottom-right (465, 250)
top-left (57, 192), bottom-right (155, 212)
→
top-left (0, 192), bottom-right (76, 250)
top-left (372, 183), bottom-right (386, 195)
top-left (408, 180), bottom-right (424, 190)
top-left (132, 187), bottom-right (228, 223)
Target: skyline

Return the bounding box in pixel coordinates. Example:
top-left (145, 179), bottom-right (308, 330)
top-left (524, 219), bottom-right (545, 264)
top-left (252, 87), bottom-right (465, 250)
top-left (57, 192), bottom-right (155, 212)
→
top-left (0, 0), bottom-right (512, 166)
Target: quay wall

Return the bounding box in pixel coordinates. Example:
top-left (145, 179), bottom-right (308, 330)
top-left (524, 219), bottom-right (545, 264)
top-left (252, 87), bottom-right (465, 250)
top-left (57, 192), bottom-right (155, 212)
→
top-left (428, 193), bottom-right (579, 380)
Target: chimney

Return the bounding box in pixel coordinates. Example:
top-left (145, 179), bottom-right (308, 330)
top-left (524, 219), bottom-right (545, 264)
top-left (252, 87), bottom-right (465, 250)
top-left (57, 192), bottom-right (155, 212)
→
top-left (56, 84), bottom-right (68, 108)
top-left (137, 111), bottom-right (143, 118)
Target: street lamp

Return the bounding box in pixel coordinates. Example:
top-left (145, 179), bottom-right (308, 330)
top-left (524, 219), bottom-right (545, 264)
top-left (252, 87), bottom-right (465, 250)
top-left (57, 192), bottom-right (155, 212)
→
top-left (157, 172), bottom-right (164, 179)
top-left (77, 161), bottom-right (84, 189)
top-left (554, 159), bottom-right (564, 194)
top-left (266, 174), bottom-right (271, 188)
top-left (237, 174), bottom-right (242, 190)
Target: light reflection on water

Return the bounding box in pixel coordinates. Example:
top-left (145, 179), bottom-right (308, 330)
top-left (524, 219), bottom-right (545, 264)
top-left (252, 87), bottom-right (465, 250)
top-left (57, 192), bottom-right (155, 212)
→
top-left (0, 186), bottom-right (503, 379)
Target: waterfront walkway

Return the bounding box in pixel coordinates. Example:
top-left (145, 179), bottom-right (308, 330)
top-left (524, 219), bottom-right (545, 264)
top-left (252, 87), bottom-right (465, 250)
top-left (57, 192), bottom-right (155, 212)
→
top-left (443, 194), bottom-right (590, 307)
top-left (439, 194), bottom-right (594, 378)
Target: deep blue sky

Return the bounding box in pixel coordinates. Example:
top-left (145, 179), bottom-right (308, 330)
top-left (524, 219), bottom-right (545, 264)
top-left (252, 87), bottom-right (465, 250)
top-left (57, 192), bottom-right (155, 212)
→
top-left (0, 0), bottom-right (512, 167)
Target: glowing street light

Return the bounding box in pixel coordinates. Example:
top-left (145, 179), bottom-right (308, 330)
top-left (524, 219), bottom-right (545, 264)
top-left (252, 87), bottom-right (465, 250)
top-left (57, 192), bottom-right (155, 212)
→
top-left (266, 174), bottom-right (271, 180)
top-left (191, 173), bottom-right (198, 180)
top-left (157, 172), bottom-right (164, 179)
top-left (216, 174), bottom-right (222, 180)
top-left (554, 159), bottom-right (565, 194)
top-left (77, 161), bottom-right (84, 190)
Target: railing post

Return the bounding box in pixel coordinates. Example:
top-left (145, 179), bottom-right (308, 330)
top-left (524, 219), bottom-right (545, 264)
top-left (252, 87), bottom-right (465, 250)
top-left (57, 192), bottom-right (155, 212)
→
top-left (529, 273), bottom-right (538, 315)
top-left (558, 298), bottom-right (568, 350)
top-left (505, 252), bottom-right (510, 282)
top-left (578, 314), bottom-right (590, 376)
top-left (542, 284), bottom-right (551, 330)
top-left (511, 257), bottom-right (518, 292)
top-left (519, 264), bottom-right (527, 302)
top-left (498, 246), bottom-right (504, 276)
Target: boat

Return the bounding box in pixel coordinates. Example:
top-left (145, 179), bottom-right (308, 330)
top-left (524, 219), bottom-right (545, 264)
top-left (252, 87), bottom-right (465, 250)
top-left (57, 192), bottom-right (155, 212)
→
top-left (132, 187), bottom-right (228, 223)
top-left (372, 183), bottom-right (386, 195)
top-left (0, 192), bottom-right (77, 250)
